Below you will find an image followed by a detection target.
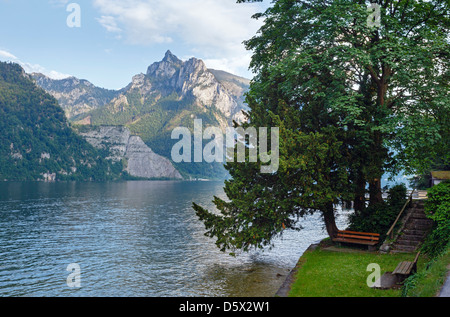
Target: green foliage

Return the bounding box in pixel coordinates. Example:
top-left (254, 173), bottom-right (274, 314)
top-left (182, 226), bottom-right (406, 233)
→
top-left (194, 83), bottom-right (352, 253)
top-left (0, 62), bottom-right (122, 181)
top-left (403, 182), bottom-right (450, 295)
top-left (348, 184), bottom-right (407, 239)
top-left (422, 182), bottom-right (450, 257)
top-left (195, 0), bottom-right (450, 253)
top-left (425, 182), bottom-right (450, 216)
top-left (348, 203), bottom-right (396, 238)
top-left (402, 243), bottom-right (450, 297)
top-left (387, 184), bottom-right (408, 210)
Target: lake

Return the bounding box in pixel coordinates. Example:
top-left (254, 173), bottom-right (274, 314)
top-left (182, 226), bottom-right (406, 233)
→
top-left (0, 181), bottom-right (350, 297)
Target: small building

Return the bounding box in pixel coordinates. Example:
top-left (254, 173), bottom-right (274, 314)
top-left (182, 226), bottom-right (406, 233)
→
top-left (431, 171), bottom-right (450, 186)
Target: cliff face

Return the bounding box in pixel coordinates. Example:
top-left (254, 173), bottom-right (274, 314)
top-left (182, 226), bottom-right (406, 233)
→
top-left (126, 136), bottom-right (182, 180)
top-left (79, 126), bottom-right (183, 180)
top-left (78, 126), bottom-right (130, 161)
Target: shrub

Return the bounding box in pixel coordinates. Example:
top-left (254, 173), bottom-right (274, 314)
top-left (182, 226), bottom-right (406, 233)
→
top-left (348, 184), bottom-right (407, 239)
top-left (387, 183), bottom-right (408, 210)
top-left (422, 182), bottom-right (450, 257)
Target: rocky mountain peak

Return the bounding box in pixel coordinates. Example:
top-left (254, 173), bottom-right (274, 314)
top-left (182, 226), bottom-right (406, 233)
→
top-left (131, 73), bottom-right (146, 86)
top-left (183, 57), bottom-right (208, 74)
top-left (147, 51), bottom-right (183, 79)
top-left (163, 50), bottom-right (182, 64)
top-left (30, 72), bottom-right (121, 119)
top-left (142, 51), bottom-right (248, 123)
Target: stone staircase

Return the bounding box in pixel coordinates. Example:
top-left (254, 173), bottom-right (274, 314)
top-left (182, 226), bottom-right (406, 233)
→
top-left (389, 201), bottom-right (434, 253)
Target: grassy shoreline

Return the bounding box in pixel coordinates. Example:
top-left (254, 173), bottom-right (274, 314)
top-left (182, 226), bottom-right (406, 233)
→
top-left (285, 240), bottom-right (449, 297)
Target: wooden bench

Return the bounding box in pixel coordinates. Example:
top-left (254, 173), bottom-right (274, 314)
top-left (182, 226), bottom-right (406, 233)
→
top-left (393, 251), bottom-right (421, 283)
top-left (332, 230), bottom-right (380, 250)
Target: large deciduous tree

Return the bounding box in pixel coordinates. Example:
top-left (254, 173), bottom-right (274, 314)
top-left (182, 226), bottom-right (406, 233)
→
top-left (193, 0), bottom-right (449, 254)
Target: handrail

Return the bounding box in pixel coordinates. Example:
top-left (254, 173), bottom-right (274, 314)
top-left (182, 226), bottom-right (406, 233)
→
top-left (386, 189), bottom-right (416, 240)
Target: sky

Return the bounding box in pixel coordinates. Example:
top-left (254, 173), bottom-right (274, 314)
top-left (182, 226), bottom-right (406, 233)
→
top-left (0, 0), bottom-right (270, 90)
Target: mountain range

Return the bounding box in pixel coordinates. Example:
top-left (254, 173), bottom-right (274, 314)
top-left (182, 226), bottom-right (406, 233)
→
top-left (30, 51), bottom-right (251, 179)
top-left (31, 73), bottom-right (122, 120)
top-left (0, 62), bottom-right (123, 181)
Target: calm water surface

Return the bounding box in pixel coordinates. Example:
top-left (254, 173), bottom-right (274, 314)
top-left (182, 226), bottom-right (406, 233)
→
top-left (0, 181), bottom-right (349, 297)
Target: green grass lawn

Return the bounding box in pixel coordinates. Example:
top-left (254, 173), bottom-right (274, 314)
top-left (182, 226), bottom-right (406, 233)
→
top-left (288, 248), bottom-right (427, 297)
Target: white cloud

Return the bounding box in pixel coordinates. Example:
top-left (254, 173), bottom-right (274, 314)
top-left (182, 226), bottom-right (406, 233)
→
top-left (0, 49), bottom-right (71, 80)
top-left (97, 15), bottom-right (123, 34)
top-left (203, 54), bottom-right (253, 77)
top-left (0, 50), bottom-right (18, 60)
top-left (93, 0), bottom-right (265, 76)
top-left (21, 62), bottom-right (72, 80)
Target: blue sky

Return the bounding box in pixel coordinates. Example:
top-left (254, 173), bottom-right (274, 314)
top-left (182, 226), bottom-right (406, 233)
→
top-left (0, 0), bottom-right (269, 89)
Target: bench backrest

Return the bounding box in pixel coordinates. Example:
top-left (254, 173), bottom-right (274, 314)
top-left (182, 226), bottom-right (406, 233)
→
top-left (337, 230), bottom-right (380, 241)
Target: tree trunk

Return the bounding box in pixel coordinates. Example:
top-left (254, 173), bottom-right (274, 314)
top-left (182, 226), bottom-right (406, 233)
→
top-left (369, 177), bottom-right (383, 205)
top-left (369, 130), bottom-right (384, 205)
top-left (367, 71), bottom-right (390, 205)
top-left (323, 202), bottom-right (338, 239)
top-left (354, 169), bottom-right (366, 213)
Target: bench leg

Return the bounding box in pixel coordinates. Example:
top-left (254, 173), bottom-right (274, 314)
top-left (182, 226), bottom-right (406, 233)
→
top-left (394, 274), bottom-right (409, 285)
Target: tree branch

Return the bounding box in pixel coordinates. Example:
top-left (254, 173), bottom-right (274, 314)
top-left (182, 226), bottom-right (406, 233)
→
top-left (367, 65), bottom-right (381, 86)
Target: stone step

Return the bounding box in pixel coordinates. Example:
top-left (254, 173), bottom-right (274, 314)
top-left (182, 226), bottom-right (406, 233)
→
top-left (409, 210), bottom-right (429, 219)
top-left (403, 228), bottom-right (428, 236)
top-left (391, 244), bottom-right (418, 253)
top-left (395, 239), bottom-right (421, 247)
top-left (389, 200), bottom-right (430, 253)
top-left (406, 220), bottom-right (434, 230)
top-left (410, 206), bottom-right (425, 212)
top-left (393, 241), bottom-right (419, 249)
top-left (398, 233), bottom-right (426, 242)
